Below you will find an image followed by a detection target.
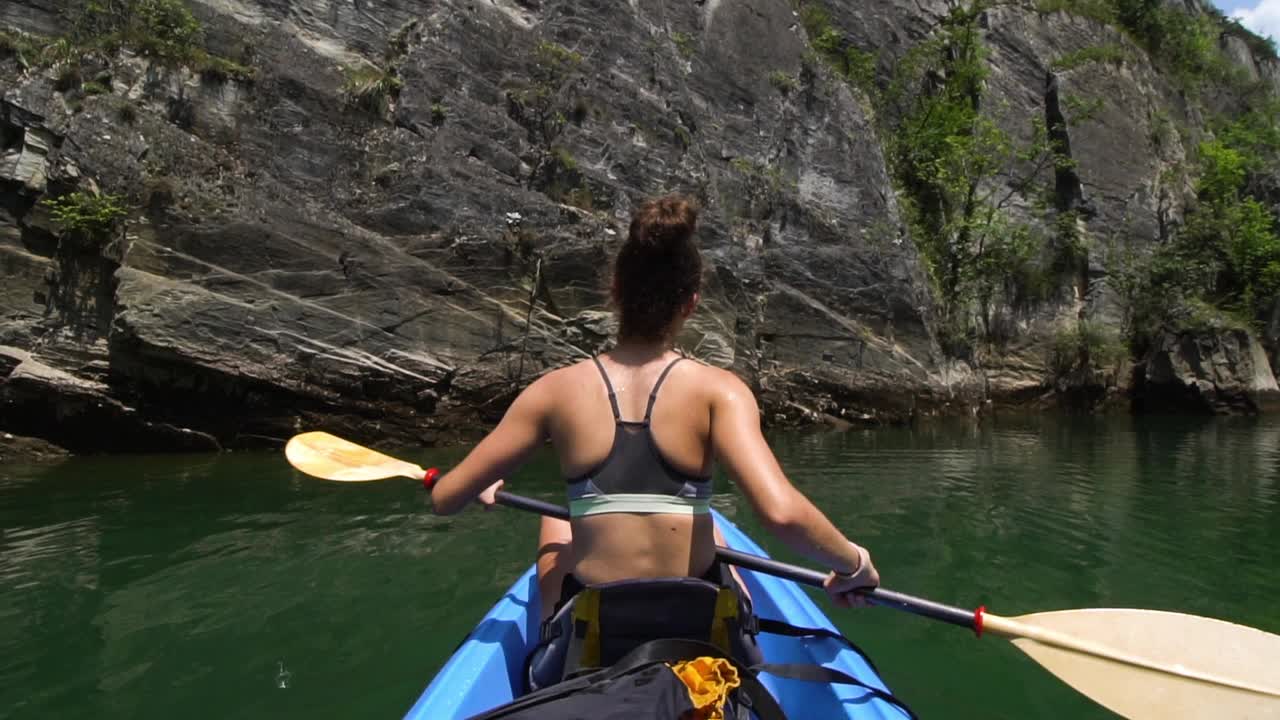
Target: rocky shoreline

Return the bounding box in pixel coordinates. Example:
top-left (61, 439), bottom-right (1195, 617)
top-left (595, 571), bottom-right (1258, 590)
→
top-left (0, 432), bottom-right (70, 463)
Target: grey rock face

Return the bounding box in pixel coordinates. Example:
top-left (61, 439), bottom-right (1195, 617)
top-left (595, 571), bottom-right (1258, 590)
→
top-left (1137, 330), bottom-right (1280, 413)
top-left (970, 7), bottom-right (1192, 388)
top-left (0, 432), bottom-right (69, 463)
top-left (1, 0), bottom-right (1277, 453)
top-left (0, 0), bottom-right (945, 451)
top-left (0, 0), bottom-right (60, 37)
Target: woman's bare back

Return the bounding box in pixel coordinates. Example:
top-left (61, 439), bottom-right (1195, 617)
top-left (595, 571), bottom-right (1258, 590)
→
top-left (543, 351), bottom-right (717, 583)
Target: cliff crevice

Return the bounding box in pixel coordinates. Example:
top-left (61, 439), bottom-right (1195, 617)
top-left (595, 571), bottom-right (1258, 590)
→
top-left (2, 0), bottom-right (1278, 454)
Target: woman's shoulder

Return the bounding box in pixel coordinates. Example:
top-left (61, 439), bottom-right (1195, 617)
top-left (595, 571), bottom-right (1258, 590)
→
top-left (676, 357), bottom-right (755, 400)
top-left (531, 357), bottom-right (598, 388)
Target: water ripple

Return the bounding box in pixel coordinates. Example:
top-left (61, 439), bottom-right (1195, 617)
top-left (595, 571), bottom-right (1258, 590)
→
top-left (2, 418), bottom-right (1278, 720)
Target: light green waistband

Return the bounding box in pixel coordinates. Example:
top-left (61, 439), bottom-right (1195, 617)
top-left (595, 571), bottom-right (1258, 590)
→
top-left (569, 494), bottom-right (712, 518)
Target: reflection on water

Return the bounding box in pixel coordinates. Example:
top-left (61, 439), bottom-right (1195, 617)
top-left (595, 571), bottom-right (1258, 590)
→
top-left (1, 416), bottom-right (1278, 720)
top-left (756, 416), bottom-right (1280, 720)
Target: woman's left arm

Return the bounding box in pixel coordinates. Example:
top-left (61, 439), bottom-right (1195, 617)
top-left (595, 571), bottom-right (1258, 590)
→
top-left (430, 374), bottom-right (553, 515)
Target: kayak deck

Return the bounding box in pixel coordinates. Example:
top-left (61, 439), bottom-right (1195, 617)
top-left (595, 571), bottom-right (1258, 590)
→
top-left (404, 511), bottom-right (911, 719)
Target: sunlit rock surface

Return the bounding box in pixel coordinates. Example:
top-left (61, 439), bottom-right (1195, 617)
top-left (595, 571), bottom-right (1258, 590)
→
top-left (2, 0), bottom-right (1277, 452)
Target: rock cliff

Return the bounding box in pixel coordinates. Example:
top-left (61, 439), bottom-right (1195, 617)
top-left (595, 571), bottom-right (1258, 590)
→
top-left (1, 0), bottom-right (1278, 453)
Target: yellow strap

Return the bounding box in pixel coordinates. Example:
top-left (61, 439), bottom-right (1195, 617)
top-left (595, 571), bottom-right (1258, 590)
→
top-left (669, 657), bottom-right (742, 720)
top-left (572, 589), bottom-right (602, 668)
top-left (710, 587), bottom-right (738, 654)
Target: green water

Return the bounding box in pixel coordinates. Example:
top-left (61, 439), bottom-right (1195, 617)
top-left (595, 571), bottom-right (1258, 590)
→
top-left (2, 415), bottom-right (1278, 719)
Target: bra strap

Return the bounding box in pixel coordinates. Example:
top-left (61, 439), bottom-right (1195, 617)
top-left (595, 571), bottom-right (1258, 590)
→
top-left (643, 357), bottom-right (684, 422)
top-left (591, 357), bottom-right (622, 421)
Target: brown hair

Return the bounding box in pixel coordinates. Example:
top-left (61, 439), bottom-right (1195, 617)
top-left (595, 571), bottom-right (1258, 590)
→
top-left (612, 195), bottom-right (703, 342)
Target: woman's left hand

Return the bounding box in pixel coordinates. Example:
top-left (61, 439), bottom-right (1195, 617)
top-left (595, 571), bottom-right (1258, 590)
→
top-left (477, 479), bottom-right (505, 510)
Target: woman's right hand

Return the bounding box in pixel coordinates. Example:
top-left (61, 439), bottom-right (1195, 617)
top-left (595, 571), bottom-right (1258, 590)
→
top-left (822, 544), bottom-right (879, 608)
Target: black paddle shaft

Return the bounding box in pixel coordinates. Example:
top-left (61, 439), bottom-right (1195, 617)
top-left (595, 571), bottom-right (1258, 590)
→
top-left (494, 491), bottom-right (979, 632)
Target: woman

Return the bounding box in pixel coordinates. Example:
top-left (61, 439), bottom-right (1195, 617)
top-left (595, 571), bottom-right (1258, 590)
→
top-left (430, 194), bottom-right (879, 624)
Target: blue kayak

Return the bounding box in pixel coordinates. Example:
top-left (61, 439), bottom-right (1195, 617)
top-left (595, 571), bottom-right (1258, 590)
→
top-left (404, 511), bottom-right (912, 719)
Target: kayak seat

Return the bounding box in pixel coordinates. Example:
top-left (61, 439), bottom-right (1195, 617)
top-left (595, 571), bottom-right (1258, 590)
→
top-left (526, 574), bottom-right (762, 692)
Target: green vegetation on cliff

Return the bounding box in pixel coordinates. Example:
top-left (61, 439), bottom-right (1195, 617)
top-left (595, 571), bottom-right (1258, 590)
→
top-left (504, 39), bottom-right (597, 209)
top-left (1113, 0), bottom-right (1231, 87)
top-left (41, 191), bottom-right (128, 246)
top-left (1050, 320), bottom-right (1126, 378)
top-left (1117, 102), bottom-right (1280, 350)
top-left (1039, 0), bottom-right (1276, 80)
top-left (798, 5), bottom-right (877, 98)
top-left (340, 21), bottom-right (422, 118)
top-left (0, 30), bottom-right (46, 68)
top-left (798, 1), bottom-right (1065, 358)
top-left (508, 40), bottom-right (583, 145)
top-left (1050, 43), bottom-right (1128, 71)
top-left (881, 6), bottom-right (1051, 355)
top-left (800, 0), bottom-right (1280, 362)
top-left (1030, 2), bottom-right (1280, 351)
top-left (1191, 118), bottom-right (1280, 315)
top-left (341, 64), bottom-right (402, 114)
top-left (1, 0), bottom-right (253, 82)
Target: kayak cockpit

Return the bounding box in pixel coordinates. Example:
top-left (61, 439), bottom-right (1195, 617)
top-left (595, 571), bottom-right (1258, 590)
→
top-left (404, 512), bottom-right (911, 720)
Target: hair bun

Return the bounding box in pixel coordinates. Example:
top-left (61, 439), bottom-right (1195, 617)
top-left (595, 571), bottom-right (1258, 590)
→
top-left (631, 195), bottom-right (699, 248)
top-left (612, 194), bottom-right (704, 342)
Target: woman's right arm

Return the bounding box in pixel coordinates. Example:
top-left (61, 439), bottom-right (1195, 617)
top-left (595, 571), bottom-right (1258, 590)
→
top-left (708, 370), bottom-right (879, 604)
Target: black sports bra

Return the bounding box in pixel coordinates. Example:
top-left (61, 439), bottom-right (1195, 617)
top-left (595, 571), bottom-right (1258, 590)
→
top-left (564, 357), bottom-right (712, 517)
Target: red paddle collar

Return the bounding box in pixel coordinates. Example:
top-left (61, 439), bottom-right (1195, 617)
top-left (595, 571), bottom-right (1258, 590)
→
top-left (974, 605), bottom-right (986, 638)
top-left (423, 467), bottom-right (441, 490)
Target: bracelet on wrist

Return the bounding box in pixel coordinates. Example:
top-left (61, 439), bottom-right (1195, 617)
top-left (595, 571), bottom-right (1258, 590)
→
top-left (833, 544), bottom-right (865, 579)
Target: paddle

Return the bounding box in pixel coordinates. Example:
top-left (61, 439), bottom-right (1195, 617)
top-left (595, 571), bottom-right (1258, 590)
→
top-left (284, 431), bottom-right (1280, 720)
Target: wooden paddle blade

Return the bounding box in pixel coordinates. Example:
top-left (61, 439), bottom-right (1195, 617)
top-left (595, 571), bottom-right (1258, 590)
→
top-left (1007, 609), bottom-right (1280, 720)
top-left (284, 431), bottom-right (425, 482)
